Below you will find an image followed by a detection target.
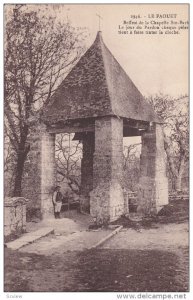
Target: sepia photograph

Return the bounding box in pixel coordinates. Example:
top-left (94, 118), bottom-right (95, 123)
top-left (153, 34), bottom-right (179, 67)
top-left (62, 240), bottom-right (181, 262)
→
top-left (3, 3), bottom-right (189, 294)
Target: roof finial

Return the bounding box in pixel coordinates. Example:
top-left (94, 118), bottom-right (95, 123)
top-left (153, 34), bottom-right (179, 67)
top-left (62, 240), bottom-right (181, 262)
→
top-left (96, 13), bottom-right (103, 31)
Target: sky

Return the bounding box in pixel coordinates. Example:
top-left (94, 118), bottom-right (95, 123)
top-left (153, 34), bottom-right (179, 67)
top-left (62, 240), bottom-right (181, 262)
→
top-left (45, 3), bottom-right (189, 149)
top-left (4, 3), bottom-right (189, 98)
top-left (48, 3), bottom-right (189, 98)
top-left (48, 4), bottom-right (188, 147)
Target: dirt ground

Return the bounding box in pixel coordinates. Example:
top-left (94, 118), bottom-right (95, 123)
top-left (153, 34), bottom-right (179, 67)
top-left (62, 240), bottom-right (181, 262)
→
top-left (4, 198), bottom-right (189, 292)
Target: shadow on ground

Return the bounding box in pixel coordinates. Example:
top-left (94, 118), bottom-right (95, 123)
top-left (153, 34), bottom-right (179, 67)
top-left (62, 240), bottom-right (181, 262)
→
top-left (4, 247), bottom-right (188, 292)
top-left (4, 197), bottom-right (189, 292)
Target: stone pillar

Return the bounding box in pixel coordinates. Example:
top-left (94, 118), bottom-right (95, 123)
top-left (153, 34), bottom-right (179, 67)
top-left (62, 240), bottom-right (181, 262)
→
top-left (137, 123), bottom-right (168, 215)
top-left (41, 131), bottom-right (56, 218)
top-left (80, 133), bottom-right (94, 213)
top-left (22, 123), bottom-right (45, 218)
top-left (90, 117), bottom-right (124, 224)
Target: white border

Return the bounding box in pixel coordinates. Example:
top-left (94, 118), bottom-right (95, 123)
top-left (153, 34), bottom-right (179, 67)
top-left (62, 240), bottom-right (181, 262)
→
top-left (0, 1), bottom-right (192, 300)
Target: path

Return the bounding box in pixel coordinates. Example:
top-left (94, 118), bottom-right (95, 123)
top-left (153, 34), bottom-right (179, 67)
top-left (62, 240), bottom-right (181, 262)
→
top-left (4, 210), bottom-right (189, 292)
top-left (17, 211), bottom-right (115, 254)
top-left (100, 222), bottom-right (188, 251)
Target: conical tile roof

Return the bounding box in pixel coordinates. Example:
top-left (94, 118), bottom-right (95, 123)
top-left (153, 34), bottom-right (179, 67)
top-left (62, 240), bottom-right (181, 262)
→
top-left (42, 31), bottom-right (160, 123)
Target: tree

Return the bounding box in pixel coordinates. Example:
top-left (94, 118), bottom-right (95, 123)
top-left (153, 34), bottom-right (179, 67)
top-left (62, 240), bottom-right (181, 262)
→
top-left (123, 142), bottom-right (141, 191)
top-left (55, 133), bottom-right (82, 195)
top-left (147, 94), bottom-right (189, 191)
top-left (4, 136), bottom-right (16, 195)
top-left (123, 143), bottom-right (141, 171)
top-left (4, 5), bottom-right (86, 196)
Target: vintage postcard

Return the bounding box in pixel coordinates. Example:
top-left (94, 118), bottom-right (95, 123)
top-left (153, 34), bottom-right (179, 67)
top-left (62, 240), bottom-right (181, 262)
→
top-left (3, 3), bottom-right (189, 297)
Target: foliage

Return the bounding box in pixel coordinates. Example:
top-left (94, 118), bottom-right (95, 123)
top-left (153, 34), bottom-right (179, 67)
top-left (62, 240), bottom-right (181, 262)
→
top-left (55, 133), bottom-right (82, 194)
top-left (147, 94), bottom-right (189, 190)
top-left (4, 4), bottom-right (86, 196)
top-left (122, 142), bottom-right (141, 191)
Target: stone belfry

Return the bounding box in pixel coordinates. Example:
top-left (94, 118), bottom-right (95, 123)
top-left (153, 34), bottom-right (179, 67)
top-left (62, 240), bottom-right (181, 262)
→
top-left (39, 31), bottom-right (168, 223)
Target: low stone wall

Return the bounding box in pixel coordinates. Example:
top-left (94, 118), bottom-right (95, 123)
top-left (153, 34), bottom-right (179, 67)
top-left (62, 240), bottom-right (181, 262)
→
top-left (4, 197), bottom-right (28, 237)
top-left (169, 191), bottom-right (189, 201)
top-left (124, 190), bottom-right (189, 214)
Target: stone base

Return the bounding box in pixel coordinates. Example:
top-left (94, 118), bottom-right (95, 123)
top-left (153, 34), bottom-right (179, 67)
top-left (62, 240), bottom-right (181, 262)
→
top-left (90, 182), bottom-right (124, 225)
top-left (41, 193), bottom-right (54, 219)
top-left (137, 176), bottom-right (168, 215)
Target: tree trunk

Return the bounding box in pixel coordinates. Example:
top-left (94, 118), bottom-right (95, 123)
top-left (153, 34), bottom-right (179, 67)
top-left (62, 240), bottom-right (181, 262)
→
top-left (171, 176), bottom-right (176, 191)
top-left (174, 160), bottom-right (185, 192)
top-left (164, 135), bottom-right (185, 192)
top-left (175, 175), bottom-right (182, 191)
top-left (12, 147), bottom-right (29, 197)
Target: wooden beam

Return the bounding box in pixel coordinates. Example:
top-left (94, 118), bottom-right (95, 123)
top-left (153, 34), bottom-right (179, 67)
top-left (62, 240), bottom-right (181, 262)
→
top-left (47, 124), bottom-right (95, 134)
top-left (123, 118), bottom-right (149, 130)
top-left (123, 127), bottom-right (141, 137)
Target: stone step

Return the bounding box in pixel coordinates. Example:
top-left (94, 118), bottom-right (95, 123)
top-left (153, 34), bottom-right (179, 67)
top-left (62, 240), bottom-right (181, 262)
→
top-left (6, 227), bottom-right (54, 250)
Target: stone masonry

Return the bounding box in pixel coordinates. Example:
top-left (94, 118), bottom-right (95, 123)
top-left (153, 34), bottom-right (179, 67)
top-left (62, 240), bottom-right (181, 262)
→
top-left (23, 124), bottom-right (56, 219)
top-left (80, 132), bottom-right (95, 213)
top-left (137, 124), bottom-right (168, 214)
top-left (4, 197), bottom-right (27, 237)
top-left (27, 31), bottom-right (169, 224)
top-left (40, 131), bottom-right (56, 218)
top-left (23, 123), bottom-right (44, 217)
top-left (90, 117), bottom-right (124, 224)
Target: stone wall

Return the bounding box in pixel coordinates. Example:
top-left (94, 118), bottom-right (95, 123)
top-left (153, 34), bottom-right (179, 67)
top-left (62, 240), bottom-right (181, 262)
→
top-left (40, 131), bottom-right (56, 218)
top-left (137, 124), bottom-right (168, 214)
top-left (90, 116), bottom-right (124, 224)
top-left (80, 132), bottom-right (94, 213)
top-left (4, 197), bottom-right (27, 237)
top-left (22, 123), bottom-right (44, 217)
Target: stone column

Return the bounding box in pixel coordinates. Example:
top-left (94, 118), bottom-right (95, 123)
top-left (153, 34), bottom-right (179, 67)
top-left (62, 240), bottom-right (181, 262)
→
top-left (22, 123), bottom-right (45, 218)
top-left (137, 123), bottom-right (168, 215)
top-left (40, 131), bottom-right (56, 218)
top-left (80, 133), bottom-right (94, 213)
top-left (90, 116), bottom-right (124, 224)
